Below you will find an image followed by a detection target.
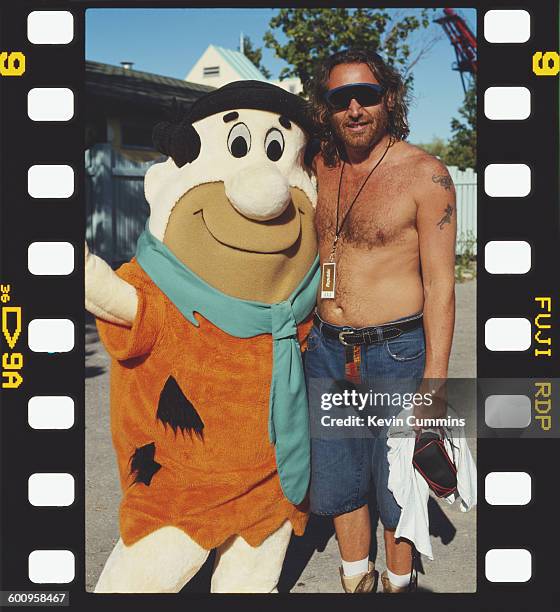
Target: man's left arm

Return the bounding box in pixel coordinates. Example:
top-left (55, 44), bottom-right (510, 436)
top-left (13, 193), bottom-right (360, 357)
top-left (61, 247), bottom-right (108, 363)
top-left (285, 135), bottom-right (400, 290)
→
top-left (415, 161), bottom-right (457, 381)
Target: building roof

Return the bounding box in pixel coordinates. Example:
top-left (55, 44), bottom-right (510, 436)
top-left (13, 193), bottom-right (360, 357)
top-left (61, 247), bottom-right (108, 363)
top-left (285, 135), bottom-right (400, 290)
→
top-left (212, 45), bottom-right (268, 81)
top-left (86, 60), bottom-right (215, 114)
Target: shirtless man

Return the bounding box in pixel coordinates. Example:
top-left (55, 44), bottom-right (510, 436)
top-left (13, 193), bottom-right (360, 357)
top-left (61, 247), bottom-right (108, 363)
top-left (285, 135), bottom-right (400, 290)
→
top-left (305, 49), bottom-right (456, 593)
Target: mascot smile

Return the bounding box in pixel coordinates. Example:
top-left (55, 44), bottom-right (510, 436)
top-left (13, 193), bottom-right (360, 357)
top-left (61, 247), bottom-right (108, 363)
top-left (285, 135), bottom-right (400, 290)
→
top-left (85, 80), bottom-right (319, 593)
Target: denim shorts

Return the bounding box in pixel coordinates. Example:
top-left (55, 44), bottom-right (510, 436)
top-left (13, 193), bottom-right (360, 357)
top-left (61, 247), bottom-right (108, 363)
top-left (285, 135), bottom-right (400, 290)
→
top-left (304, 312), bottom-right (425, 528)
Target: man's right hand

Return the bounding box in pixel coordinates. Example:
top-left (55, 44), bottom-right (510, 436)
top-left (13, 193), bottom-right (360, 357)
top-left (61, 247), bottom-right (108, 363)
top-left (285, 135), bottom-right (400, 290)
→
top-left (411, 379), bottom-right (448, 432)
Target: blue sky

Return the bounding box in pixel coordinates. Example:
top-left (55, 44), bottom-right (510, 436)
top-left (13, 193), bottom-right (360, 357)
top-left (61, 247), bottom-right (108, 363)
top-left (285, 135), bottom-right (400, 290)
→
top-left (86, 8), bottom-right (477, 144)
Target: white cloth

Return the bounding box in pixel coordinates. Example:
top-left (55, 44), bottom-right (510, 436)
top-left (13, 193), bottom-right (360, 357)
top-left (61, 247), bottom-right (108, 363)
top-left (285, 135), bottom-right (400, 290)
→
top-left (387, 409), bottom-right (477, 560)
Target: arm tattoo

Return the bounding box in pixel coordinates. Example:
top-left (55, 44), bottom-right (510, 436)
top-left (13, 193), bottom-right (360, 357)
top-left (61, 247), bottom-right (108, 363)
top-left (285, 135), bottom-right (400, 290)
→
top-left (437, 205), bottom-right (454, 230)
top-left (432, 174), bottom-right (453, 191)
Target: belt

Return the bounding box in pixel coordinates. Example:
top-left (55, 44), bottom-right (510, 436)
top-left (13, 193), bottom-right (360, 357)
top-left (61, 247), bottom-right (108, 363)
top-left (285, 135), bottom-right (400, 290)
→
top-left (313, 313), bottom-right (423, 346)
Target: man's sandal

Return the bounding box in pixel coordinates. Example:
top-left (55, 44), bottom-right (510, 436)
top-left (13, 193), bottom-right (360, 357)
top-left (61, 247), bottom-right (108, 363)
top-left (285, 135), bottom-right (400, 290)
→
top-left (339, 562), bottom-right (379, 593)
top-left (380, 569), bottom-right (418, 593)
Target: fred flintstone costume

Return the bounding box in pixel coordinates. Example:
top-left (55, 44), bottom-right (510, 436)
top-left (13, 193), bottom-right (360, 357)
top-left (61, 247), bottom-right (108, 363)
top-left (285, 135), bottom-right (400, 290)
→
top-left (84, 81), bottom-right (319, 592)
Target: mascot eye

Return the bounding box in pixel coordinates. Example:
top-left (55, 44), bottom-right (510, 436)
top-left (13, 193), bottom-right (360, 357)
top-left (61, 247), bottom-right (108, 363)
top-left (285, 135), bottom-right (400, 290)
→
top-left (227, 122), bottom-right (251, 158)
top-left (265, 128), bottom-right (285, 162)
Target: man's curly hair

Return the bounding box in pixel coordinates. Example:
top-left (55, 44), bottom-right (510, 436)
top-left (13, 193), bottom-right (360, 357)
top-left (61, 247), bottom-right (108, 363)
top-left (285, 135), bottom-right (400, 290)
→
top-left (309, 49), bottom-right (410, 167)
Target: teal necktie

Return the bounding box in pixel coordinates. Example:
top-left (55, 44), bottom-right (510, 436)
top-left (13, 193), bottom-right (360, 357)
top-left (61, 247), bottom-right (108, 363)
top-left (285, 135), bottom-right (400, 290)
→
top-left (136, 228), bottom-right (319, 505)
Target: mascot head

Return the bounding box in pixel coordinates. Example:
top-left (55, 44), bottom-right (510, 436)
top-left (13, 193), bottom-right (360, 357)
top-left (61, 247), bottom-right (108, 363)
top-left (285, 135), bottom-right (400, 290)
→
top-left (144, 80), bottom-right (317, 304)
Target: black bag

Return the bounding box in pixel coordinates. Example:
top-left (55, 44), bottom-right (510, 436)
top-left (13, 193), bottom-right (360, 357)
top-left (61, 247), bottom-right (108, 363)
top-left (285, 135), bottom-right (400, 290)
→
top-left (413, 429), bottom-right (458, 498)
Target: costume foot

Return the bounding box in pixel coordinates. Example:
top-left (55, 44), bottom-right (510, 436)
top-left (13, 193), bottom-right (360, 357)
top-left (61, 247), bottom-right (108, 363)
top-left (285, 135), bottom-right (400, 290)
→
top-left (339, 562), bottom-right (378, 593)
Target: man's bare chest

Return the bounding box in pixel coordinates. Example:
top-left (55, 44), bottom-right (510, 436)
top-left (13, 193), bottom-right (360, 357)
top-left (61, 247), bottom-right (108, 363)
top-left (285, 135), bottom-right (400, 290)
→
top-left (315, 169), bottom-right (417, 249)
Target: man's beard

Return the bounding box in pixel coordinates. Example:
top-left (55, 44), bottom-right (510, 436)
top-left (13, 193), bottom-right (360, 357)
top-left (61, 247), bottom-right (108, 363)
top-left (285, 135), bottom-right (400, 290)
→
top-left (332, 106), bottom-right (390, 152)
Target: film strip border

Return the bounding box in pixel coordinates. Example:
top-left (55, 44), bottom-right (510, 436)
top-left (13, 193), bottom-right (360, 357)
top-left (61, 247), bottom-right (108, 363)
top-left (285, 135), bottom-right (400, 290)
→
top-left (0, 1), bottom-right (86, 600)
top-left (477, 0), bottom-right (559, 602)
top-left (0, 1), bottom-right (557, 608)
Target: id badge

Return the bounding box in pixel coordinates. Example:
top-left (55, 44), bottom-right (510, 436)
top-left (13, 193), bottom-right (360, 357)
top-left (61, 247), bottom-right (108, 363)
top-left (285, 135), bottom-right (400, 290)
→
top-left (321, 262), bottom-right (336, 299)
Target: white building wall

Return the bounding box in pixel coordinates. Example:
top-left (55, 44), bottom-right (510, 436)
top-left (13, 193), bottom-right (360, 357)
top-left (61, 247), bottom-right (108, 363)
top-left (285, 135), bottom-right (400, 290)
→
top-left (185, 45), bottom-right (241, 88)
top-left (186, 45), bottom-right (305, 95)
top-left (270, 77), bottom-right (304, 95)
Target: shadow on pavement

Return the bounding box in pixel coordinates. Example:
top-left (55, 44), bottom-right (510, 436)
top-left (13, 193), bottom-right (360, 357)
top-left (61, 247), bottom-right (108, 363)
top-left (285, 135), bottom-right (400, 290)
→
top-left (279, 514), bottom-right (334, 592)
top-left (179, 551), bottom-right (215, 593)
top-left (427, 497), bottom-right (457, 545)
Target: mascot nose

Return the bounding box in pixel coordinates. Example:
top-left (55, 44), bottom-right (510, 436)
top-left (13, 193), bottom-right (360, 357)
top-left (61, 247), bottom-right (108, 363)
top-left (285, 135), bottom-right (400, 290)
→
top-left (225, 163), bottom-right (291, 221)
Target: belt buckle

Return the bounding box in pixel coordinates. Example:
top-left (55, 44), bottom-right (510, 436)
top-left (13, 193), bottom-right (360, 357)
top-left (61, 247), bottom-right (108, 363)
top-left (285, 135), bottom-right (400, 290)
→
top-left (338, 330), bottom-right (353, 346)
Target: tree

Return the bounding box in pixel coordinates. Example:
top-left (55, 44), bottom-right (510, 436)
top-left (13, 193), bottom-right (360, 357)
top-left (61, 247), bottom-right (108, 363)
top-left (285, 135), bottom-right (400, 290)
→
top-left (446, 79), bottom-right (476, 170)
top-left (415, 137), bottom-right (450, 161)
top-left (263, 8), bottom-right (440, 94)
top-left (239, 35), bottom-right (272, 79)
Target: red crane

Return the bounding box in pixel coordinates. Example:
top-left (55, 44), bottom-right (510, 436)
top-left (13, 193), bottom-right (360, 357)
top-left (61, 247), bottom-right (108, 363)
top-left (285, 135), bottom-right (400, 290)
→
top-left (435, 8), bottom-right (477, 93)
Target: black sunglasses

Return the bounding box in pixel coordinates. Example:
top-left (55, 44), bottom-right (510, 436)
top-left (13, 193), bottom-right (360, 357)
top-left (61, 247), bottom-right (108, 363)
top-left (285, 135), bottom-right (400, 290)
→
top-left (324, 83), bottom-right (385, 112)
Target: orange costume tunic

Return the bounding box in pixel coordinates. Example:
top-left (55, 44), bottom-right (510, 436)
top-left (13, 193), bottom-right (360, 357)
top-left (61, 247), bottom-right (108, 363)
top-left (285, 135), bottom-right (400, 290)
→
top-left (97, 259), bottom-right (312, 549)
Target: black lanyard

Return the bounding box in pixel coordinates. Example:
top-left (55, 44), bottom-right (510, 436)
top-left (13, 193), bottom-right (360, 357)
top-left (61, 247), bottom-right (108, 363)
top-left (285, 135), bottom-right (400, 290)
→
top-left (329, 137), bottom-right (393, 262)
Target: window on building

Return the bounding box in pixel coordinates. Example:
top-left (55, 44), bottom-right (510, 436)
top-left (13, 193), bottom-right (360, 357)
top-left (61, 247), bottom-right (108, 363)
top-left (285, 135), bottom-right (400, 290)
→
top-left (289, 84), bottom-right (296, 93)
top-left (203, 66), bottom-right (220, 77)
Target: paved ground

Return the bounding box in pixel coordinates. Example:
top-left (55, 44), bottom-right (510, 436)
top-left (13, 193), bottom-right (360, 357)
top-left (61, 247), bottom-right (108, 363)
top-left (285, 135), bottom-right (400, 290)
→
top-left (85, 279), bottom-right (476, 593)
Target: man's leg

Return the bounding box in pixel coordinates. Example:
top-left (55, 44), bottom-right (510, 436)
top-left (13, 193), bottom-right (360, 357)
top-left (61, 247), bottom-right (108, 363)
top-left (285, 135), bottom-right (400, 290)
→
top-left (374, 435), bottom-right (415, 591)
top-left (384, 528), bottom-right (412, 574)
top-left (94, 526), bottom-right (210, 593)
top-left (305, 322), bottom-right (375, 591)
top-left (333, 504), bottom-right (370, 562)
top-left (210, 520), bottom-right (292, 593)
top-left (309, 432), bottom-right (375, 590)
top-left (372, 323), bottom-right (426, 591)
top-left (332, 504), bottom-right (378, 593)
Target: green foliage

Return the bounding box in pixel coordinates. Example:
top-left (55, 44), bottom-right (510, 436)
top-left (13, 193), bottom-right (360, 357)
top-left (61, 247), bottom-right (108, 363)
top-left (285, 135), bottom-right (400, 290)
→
top-left (446, 79), bottom-right (476, 170)
top-left (263, 8), bottom-right (436, 94)
top-left (416, 79), bottom-right (477, 171)
top-left (414, 137), bottom-right (450, 161)
top-left (455, 230), bottom-right (477, 282)
top-left (240, 35), bottom-right (272, 79)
